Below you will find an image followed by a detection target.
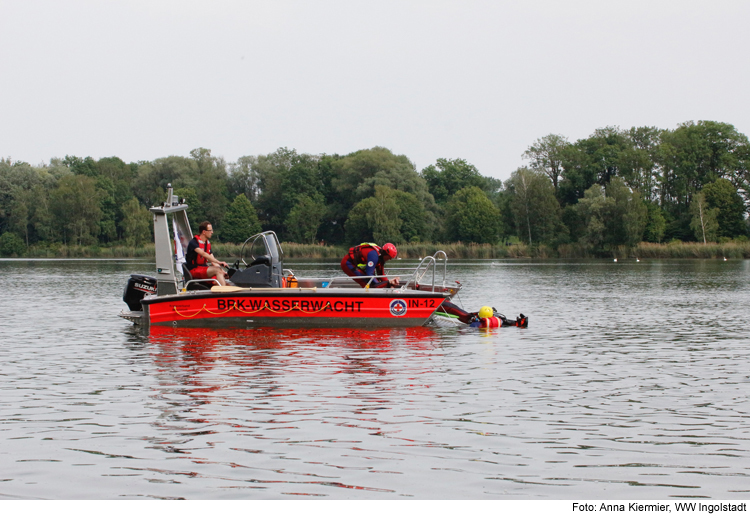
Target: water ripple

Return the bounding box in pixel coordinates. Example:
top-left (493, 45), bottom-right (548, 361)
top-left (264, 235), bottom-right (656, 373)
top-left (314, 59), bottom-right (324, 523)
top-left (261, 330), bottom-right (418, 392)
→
top-left (2, 259), bottom-right (750, 498)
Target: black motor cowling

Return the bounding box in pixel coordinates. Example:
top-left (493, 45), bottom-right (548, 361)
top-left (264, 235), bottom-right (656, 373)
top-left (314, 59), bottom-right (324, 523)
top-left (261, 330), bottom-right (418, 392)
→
top-left (123, 274), bottom-right (158, 311)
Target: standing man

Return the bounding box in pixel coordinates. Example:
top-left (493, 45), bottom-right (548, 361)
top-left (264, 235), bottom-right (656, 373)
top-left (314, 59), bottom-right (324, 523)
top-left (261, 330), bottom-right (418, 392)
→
top-left (186, 221), bottom-right (228, 286)
top-left (341, 242), bottom-right (400, 288)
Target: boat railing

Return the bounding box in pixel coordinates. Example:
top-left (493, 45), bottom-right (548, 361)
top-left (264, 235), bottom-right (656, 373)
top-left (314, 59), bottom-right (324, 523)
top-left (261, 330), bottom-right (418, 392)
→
top-left (281, 251), bottom-right (450, 291)
top-left (396, 251), bottom-right (448, 292)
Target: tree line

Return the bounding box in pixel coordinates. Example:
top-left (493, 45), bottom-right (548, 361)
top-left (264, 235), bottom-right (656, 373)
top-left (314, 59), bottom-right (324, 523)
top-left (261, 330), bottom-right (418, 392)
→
top-left (1, 120), bottom-right (748, 257)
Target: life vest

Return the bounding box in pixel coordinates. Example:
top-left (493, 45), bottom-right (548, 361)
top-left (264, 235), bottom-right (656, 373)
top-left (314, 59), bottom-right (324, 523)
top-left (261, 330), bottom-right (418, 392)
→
top-left (347, 243), bottom-right (384, 275)
top-left (284, 274), bottom-right (298, 288)
top-left (479, 316), bottom-right (501, 328)
top-left (188, 235), bottom-right (211, 268)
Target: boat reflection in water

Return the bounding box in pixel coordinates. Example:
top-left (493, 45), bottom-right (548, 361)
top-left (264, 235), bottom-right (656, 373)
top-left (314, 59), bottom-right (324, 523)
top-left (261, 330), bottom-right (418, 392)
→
top-left (143, 325), bottom-right (446, 474)
top-left (146, 325), bottom-right (443, 397)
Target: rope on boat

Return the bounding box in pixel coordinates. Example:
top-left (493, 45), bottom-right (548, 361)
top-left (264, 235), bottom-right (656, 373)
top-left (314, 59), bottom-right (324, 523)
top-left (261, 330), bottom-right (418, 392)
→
top-left (173, 304), bottom-right (235, 318)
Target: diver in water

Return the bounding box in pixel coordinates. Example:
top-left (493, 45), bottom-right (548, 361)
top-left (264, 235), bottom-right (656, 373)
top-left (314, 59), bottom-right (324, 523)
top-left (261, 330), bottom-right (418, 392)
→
top-left (469, 306), bottom-right (500, 328)
top-left (440, 302), bottom-right (528, 328)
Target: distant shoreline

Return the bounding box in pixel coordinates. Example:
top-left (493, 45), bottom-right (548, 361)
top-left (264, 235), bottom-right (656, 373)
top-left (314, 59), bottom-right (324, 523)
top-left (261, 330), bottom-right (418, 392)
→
top-left (6, 241), bottom-right (749, 260)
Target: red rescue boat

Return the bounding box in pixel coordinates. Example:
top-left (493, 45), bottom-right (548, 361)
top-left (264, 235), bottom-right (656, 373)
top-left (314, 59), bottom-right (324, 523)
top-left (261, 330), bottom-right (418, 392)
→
top-left (120, 185), bottom-right (461, 328)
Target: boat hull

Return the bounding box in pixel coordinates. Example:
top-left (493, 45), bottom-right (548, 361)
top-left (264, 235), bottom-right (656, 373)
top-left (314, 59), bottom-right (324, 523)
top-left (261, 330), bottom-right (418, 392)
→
top-left (141, 288), bottom-right (449, 328)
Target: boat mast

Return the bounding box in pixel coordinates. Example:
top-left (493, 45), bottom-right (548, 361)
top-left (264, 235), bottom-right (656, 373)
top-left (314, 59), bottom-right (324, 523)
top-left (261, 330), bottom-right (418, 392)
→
top-left (149, 184), bottom-right (191, 296)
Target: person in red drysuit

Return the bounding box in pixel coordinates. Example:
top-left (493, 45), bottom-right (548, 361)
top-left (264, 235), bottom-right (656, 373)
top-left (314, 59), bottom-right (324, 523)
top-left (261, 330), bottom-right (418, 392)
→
top-left (341, 242), bottom-right (400, 288)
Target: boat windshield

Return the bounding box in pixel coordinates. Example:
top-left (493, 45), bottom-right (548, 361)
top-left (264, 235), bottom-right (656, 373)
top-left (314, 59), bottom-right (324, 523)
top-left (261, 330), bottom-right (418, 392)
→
top-left (244, 231), bottom-right (283, 264)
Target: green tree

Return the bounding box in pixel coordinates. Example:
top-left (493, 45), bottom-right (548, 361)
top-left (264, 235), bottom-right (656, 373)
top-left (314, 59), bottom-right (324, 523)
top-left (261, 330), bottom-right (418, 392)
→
top-left (98, 156), bottom-right (137, 240)
top-left (343, 197), bottom-right (377, 244)
top-left (393, 189), bottom-right (428, 242)
top-left (222, 193), bottom-right (262, 244)
top-left (50, 173), bottom-right (103, 245)
top-left (603, 177), bottom-right (647, 247)
top-left (345, 186), bottom-right (403, 245)
top-left (506, 168), bottom-right (562, 245)
top-left (228, 155), bottom-right (261, 201)
top-left (0, 159), bottom-right (15, 234)
top-left (252, 148), bottom-right (323, 236)
top-left (133, 156), bottom-right (193, 206)
top-left (445, 186), bottom-right (501, 244)
top-left (285, 194), bottom-right (327, 244)
top-left (619, 127), bottom-right (663, 202)
top-left (561, 204), bottom-right (585, 243)
top-left (643, 202), bottom-right (667, 243)
top-left (315, 154), bottom-right (345, 244)
top-left (0, 232), bottom-right (25, 256)
top-left (572, 179), bottom-right (646, 249)
top-left (119, 197), bottom-right (152, 247)
top-left (658, 121), bottom-right (750, 238)
top-left (189, 148), bottom-right (229, 230)
top-left (8, 190), bottom-right (30, 246)
top-left (96, 174), bottom-right (117, 243)
top-left (62, 155), bottom-right (117, 243)
top-left (522, 134), bottom-right (570, 190)
top-left (332, 147), bottom-right (412, 205)
top-left (62, 155), bottom-right (98, 177)
top-left (21, 182), bottom-right (54, 245)
top-left (689, 192), bottom-right (719, 244)
top-left (575, 184), bottom-right (608, 248)
top-left (331, 147), bottom-right (435, 219)
top-left (0, 161), bottom-right (55, 244)
top-left (702, 178), bottom-right (747, 239)
top-left (421, 158), bottom-right (496, 204)
top-left (559, 127), bottom-right (630, 206)
top-left (369, 186), bottom-right (402, 242)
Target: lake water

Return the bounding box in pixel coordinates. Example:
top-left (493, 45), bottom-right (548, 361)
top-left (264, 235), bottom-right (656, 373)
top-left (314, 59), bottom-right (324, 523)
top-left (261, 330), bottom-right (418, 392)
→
top-left (1, 258), bottom-right (749, 499)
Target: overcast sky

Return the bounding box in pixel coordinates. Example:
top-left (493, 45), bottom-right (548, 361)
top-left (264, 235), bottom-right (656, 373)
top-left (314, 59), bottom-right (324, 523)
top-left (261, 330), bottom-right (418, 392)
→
top-left (1, 0), bottom-right (748, 180)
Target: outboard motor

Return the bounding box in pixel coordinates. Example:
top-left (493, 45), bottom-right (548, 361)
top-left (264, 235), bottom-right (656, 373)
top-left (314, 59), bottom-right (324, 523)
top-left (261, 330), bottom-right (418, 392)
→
top-left (123, 274), bottom-right (158, 311)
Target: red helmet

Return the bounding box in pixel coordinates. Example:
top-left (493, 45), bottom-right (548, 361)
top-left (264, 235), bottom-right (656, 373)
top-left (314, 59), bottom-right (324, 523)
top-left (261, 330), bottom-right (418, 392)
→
top-left (382, 242), bottom-right (397, 259)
